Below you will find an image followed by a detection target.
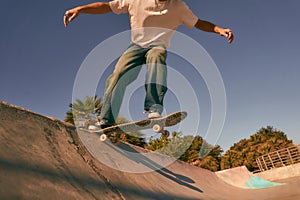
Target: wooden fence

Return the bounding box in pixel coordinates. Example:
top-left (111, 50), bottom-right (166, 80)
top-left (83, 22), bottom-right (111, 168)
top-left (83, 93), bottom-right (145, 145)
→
top-left (255, 145), bottom-right (300, 172)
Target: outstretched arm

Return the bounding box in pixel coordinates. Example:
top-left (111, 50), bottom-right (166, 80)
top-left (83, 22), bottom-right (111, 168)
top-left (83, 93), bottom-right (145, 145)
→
top-left (64, 2), bottom-right (112, 27)
top-left (194, 19), bottom-right (234, 44)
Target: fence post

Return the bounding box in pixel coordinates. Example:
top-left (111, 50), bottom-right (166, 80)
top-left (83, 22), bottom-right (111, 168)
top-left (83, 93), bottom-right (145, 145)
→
top-left (262, 156), bottom-right (268, 170)
top-left (277, 151), bottom-right (284, 167)
top-left (287, 147), bottom-right (294, 164)
top-left (297, 145), bottom-right (300, 162)
top-left (268, 154), bottom-right (275, 168)
top-left (256, 158), bottom-right (263, 172)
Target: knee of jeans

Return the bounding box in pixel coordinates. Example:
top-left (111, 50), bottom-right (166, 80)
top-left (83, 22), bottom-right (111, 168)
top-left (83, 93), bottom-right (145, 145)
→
top-left (146, 47), bottom-right (167, 63)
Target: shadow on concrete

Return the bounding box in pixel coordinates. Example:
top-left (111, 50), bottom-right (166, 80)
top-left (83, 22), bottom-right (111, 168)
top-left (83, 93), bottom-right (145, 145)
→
top-left (106, 141), bottom-right (203, 193)
top-left (0, 158), bottom-right (202, 200)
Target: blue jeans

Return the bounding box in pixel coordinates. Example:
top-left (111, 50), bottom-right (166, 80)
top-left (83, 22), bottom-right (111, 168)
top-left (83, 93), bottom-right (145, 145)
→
top-left (99, 44), bottom-right (168, 125)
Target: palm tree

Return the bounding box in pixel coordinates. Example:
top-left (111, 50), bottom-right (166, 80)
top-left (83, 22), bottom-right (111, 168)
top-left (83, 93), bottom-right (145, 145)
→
top-left (65, 103), bottom-right (75, 125)
top-left (65, 96), bottom-right (102, 127)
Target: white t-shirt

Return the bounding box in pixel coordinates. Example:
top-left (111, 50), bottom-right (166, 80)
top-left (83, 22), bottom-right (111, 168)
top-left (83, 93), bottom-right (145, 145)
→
top-left (109, 0), bottom-right (198, 47)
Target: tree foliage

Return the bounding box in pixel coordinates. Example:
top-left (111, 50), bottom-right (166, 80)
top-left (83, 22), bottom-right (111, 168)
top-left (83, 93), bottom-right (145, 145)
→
top-left (146, 126), bottom-right (295, 172)
top-left (220, 126), bottom-right (294, 171)
top-left (146, 133), bottom-right (223, 172)
top-left (65, 100), bottom-right (295, 172)
top-left (65, 96), bottom-right (102, 127)
top-left (65, 97), bottom-right (146, 147)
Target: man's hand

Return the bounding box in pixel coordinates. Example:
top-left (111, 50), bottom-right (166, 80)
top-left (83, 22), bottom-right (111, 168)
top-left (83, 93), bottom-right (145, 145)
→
top-left (63, 3), bottom-right (112, 27)
top-left (219, 28), bottom-right (234, 44)
top-left (194, 19), bottom-right (234, 44)
top-left (64, 8), bottom-right (80, 27)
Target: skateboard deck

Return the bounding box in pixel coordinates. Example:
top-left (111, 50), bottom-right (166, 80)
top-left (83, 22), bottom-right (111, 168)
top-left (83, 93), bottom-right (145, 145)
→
top-left (92, 111), bottom-right (187, 142)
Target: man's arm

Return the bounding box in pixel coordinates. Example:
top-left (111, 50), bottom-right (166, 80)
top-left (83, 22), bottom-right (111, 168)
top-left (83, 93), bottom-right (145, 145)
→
top-left (194, 19), bottom-right (234, 44)
top-left (64, 2), bottom-right (112, 27)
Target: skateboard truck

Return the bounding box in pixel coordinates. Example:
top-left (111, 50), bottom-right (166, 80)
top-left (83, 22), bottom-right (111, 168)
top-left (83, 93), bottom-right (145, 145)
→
top-left (152, 124), bottom-right (170, 137)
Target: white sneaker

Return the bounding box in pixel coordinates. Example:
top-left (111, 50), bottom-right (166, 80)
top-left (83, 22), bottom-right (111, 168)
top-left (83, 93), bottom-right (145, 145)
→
top-left (88, 125), bottom-right (98, 130)
top-left (96, 121), bottom-right (112, 129)
top-left (148, 112), bottom-right (162, 119)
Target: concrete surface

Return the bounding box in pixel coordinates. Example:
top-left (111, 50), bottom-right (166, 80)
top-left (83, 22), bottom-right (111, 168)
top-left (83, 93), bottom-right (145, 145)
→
top-left (1, 101), bottom-right (300, 200)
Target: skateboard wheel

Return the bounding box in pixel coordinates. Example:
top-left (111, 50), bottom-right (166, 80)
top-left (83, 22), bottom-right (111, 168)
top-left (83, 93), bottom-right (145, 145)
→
top-left (163, 130), bottom-right (170, 138)
top-left (152, 124), bottom-right (162, 133)
top-left (99, 134), bottom-right (107, 141)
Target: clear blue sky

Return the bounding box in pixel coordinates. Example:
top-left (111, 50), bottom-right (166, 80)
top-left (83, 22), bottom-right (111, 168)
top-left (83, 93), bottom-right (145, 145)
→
top-left (1, 0), bottom-right (299, 151)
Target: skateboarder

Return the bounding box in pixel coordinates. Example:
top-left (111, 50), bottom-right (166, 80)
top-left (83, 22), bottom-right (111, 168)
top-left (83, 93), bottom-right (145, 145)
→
top-left (64, 0), bottom-right (234, 129)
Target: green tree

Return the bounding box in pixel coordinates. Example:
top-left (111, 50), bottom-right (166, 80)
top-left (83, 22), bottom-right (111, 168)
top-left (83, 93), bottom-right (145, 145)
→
top-left (221, 126), bottom-right (294, 171)
top-left (65, 105), bottom-right (75, 125)
top-left (65, 96), bottom-right (102, 127)
top-left (146, 134), bottom-right (223, 172)
top-left (179, 137), bottom-right (223, 172)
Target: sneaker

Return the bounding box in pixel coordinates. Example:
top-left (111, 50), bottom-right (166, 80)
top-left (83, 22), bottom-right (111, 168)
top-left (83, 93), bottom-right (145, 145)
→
top-left (148, 112), bottom-right (162, 119)
top-left (96, 121), bottom-right (112, 129)
top-left (88, 125), bottom-right (98, 130)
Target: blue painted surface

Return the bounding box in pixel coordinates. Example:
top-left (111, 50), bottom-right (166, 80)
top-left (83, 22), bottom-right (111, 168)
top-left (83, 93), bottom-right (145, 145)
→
top-left (245, 175), bottom-right (282, 189)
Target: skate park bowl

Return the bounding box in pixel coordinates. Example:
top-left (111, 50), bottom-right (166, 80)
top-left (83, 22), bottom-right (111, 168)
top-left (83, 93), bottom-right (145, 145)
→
top-left (1, 101), bottom-right (300, 200)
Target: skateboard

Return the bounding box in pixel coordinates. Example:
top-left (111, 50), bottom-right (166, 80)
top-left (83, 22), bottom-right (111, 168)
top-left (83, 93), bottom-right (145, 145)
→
top-left (92, 111), bottom-right (187, 142)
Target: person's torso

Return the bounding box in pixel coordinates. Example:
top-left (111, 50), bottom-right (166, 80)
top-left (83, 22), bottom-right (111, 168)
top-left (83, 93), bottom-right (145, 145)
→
top-left (128, 0), bottom-right (182, 30)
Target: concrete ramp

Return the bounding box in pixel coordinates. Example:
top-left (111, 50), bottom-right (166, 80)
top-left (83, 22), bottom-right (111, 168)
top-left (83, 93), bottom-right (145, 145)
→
top-left (216, 166), bottom-right (282, 189)
top-left (1, 101), bottom-right (300, 200)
